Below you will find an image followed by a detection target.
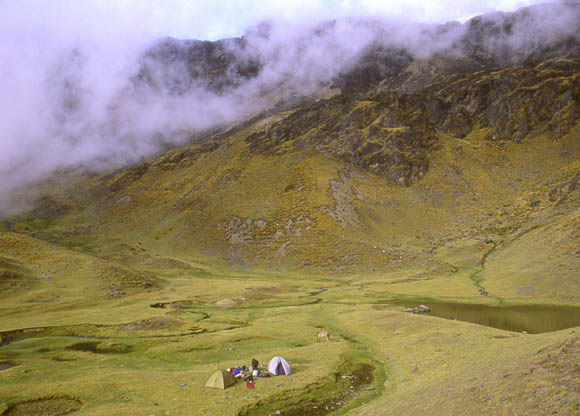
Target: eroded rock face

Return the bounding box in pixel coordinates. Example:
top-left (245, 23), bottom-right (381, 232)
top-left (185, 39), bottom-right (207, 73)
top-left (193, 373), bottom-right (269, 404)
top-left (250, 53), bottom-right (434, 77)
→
top-left (336, 45), bottom-right (414, 93)
top-left (422, 61), bottom-right (580, 142)
top-left (246, 91), bottom-right (435, 186)
top-left (247, 57), bottom-right (579, 186)
top-left (134, 37), bottom-right (261, 95)
top-left (131, 1), bottom-right (580, 100)
top-left (458, 2), bottom-right (580, 67)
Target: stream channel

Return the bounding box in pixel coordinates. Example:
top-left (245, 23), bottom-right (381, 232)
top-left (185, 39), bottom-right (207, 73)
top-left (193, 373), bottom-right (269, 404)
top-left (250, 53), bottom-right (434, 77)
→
top-left (238, 360), bottom-right (378, 416)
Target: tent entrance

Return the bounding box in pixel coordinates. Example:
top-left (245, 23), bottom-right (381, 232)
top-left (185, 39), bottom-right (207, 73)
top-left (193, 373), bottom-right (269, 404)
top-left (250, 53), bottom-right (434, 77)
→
top-left (277, 362), bottom-right (286, 375)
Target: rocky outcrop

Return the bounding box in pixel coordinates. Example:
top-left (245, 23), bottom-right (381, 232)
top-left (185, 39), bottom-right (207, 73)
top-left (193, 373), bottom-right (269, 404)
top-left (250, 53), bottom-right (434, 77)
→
top-left (403, 304), bottom-right (431, 313)
top-left (247, 57), bottom-right (579, 186)
top-left (414, 59), bottom-right (580, 141)
top-left (132, 2), bottom-right (580, 101)
top-left (457, 1), bottom-right (580, 67)
top-left (246, 91), bottom-right (436, 186)
top-left (134, 37), bottom-right (261, 94)
top-left (336, 45), bottom-right (414, 93)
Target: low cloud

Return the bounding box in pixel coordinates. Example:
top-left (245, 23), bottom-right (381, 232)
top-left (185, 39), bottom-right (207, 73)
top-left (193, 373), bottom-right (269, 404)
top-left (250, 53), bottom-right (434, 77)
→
top-left (0, 0), bottom-right (577, 215)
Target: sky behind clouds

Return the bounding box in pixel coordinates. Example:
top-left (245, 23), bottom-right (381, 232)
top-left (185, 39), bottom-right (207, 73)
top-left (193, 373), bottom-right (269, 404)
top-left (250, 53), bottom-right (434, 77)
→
top-left (1, 0), bottom-right (551, 42)
top-left (176, 0), bottom-right (549, 39)
top-left (151, 1), bottom-right (550, 39)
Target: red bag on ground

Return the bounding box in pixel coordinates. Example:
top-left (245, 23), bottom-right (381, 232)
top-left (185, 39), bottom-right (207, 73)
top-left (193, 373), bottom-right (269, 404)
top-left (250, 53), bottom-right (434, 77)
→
top-left (246, 380), bottom-right (254, 389)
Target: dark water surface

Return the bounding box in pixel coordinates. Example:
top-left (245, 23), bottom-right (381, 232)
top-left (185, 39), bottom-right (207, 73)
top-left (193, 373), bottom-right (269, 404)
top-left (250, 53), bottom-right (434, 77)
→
top-left (0, 362), bottom-right (15, 371)
top-left (239, 362), bottom-right (376, 416)
top-left (403, 302), bottom-right (580, 334)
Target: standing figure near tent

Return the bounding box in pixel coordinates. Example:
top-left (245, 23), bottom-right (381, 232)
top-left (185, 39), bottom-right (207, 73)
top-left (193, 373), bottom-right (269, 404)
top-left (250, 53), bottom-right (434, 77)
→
top-left (316, 330), bottom-right (330, 342)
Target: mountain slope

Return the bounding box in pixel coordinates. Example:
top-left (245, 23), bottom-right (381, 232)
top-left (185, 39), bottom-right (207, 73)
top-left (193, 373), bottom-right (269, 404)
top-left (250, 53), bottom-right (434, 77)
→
top-left (27, 3), bottom-right (577, 274)
top-left (9, 54), bottom-right (577, 304)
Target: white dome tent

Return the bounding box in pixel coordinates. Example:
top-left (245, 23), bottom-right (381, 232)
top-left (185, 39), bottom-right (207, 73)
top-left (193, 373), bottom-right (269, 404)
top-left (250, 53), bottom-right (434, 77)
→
top-left (267, 356), bottom-right (291, 376)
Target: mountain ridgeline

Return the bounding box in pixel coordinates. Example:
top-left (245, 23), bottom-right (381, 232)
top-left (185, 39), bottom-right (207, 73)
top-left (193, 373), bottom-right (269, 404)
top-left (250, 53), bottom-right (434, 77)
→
top-left (129, 1), bottom-right (580, 187)
top-left (134, 1), bottom-right (580, 96)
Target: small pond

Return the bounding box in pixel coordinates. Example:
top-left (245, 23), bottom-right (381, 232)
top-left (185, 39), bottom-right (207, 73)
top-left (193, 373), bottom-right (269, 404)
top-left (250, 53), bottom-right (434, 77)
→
top-left (0, 362), bottom-right (15, 371)
top-left (402, 302), bottom-right (580, 334)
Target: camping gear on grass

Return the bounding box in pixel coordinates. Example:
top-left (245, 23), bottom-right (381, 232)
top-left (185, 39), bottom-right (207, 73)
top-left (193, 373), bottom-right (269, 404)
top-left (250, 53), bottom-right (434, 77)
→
top-left (205, 369), bottom-right (237, 389)
top-left (246, 379), bottom-right (254, 388)
top-left (267, 356), bottom-right (291, 376)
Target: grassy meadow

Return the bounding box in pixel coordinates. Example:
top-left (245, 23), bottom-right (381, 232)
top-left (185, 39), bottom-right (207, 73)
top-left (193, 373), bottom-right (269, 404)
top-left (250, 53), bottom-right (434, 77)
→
top-left (0, 226), bottom-right (578, 415)
top-left (1, 114), bottom-right (579, 414)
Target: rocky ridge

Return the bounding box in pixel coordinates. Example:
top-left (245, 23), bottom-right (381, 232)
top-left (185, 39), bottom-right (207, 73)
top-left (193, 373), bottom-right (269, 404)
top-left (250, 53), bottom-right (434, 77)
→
top-left (134, 1), bottom-right (580, 98)
top-left (246, 58), bottom-right (579, 186)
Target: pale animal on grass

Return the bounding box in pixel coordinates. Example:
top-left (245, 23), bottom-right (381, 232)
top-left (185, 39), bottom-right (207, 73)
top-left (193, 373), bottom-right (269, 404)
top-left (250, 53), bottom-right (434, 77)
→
top-left (316, 330), bottom-right (330, 342)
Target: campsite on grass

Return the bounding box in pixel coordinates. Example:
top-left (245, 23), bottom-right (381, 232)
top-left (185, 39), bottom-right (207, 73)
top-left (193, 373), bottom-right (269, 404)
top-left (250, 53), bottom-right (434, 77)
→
top-left (206, 356), bottom-right (292, 390)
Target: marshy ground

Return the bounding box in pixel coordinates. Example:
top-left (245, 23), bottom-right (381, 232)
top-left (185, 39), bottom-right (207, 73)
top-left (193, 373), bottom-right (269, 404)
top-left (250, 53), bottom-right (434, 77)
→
top-left (0, 243), bottom-right (578, 415)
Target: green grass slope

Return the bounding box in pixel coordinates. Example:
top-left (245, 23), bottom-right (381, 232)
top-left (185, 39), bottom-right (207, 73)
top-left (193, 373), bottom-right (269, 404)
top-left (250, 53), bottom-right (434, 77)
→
top-left (14, 119), bottom-right (579, 303)
top-left (0, 57), bottom-right (579, 415)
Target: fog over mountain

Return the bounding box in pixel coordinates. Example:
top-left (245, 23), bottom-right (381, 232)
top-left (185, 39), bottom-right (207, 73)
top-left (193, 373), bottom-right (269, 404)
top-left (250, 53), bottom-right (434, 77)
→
top-left (0, 0), bottom-right (578, 215)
